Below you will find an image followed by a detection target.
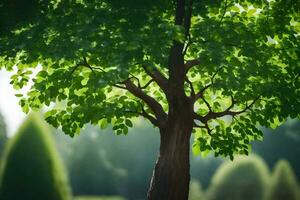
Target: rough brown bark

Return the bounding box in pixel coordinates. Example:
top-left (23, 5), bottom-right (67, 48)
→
top-left (147, 96), bottom-right (193, 200)
top-left (147, 1), bottom-right (195, 199)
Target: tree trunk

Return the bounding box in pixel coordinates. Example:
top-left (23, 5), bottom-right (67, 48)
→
top-left (147, 113), bottom-right (193, 200)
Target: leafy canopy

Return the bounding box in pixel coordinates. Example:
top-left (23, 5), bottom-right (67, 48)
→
top-left (0, 0), bottom-right (299, 159)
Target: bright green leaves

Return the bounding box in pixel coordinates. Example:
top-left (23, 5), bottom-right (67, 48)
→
top-left (189, 0), bottom-right (299, 160)
top-left (0, 0), bottom-right (299, 159)
top-left (193, 114), bottom-right (264, 160)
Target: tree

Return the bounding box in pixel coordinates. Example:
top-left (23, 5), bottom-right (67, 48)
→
top-left (67, 130), bottom-right (126, 196)
top-left (0, 114), bottom-right (71, 200)
top-left (0, 0), bottom-right (299, 199)
top-left (267, 160), bottom-right (300, 200)
top-left (56, 124), bottom-right (160, 199)
top-left (206, 155), bottom-right (270, 200)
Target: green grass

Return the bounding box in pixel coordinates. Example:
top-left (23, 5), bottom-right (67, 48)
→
top-left (74, 196), bottom-right (126, 200)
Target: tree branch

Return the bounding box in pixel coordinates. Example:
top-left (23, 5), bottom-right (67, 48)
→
top-left (194, 84), bottom-right (211, 101)
top-left (124, 80), bottom-right (167, 127)
top-left (141, 65), bottom-right (169, 93)
top-left (124, 109), bottom-right (159, 127)
top-left (192, 113), bottom-right (212, 136)
top-left (140, 79), bottom-right (154, 89)
top-left (201, 96), bottom-right (212, 112)
top-left (193, 96), bottom-right (259, 136)
top-left (202, 96), bottom-right (260, 122)
top-left (185, 76), bottom-right (195, 96)
top-left (184, 0), bottom-right (194, 36)
top-left (193, 66), bottom-right (224, 101)
top-left (219, 0), bottom-right (228, 24)
top-left (185, 59), bottom-right (200, 72)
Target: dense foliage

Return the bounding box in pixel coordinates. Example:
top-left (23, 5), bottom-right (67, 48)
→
top-left (0, 0), bottom-right (299, 159)
top-left (206, 155), bottom-right (270, 200)
top-left (267, 160), bottom-right (300, 200)
top-left (0, 114), bottom-right (71, 200)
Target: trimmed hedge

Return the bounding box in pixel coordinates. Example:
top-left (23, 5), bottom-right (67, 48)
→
top-left (189, 179), bottom-right (206, 200)
top-left (0, 114), bottom-right (72, 200)
top-left (267, 160), bottom-right (300, 200)
top-left (74, 196), bottom-right (126, 200)
top-left (206, 155), bottom-right (270, 200)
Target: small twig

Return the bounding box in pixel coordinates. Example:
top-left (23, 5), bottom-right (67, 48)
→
top-left (112, 84), bottom-right (127, 90)
top-left (185, 77), bottom-right (195, 96)
top-left (201, 96), bottom-right (212, 112)
top-left (211, 66), bottom-right (224, 84)
top-left (183, 35), bottom-right (192, 56)
top-left (140, 79), bottom-right (154, 89)
top-left (193, 121), bottom-right (206, 129)
top-left (194, 84), bottom-right (211, 101)
top-left (205, 122), bottom-right (213, 136)
top-left (219, 0), bottom-right (228, 24)
top-left (193, 67), bottom-right (224, 101)
top-left (129, 73), bottom-right (141, 88)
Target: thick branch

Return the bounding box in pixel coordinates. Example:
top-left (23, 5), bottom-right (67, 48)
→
top-left (139, 111), bottom-right (159, 127)
top-left (142, 65), bottom-right (169, 93)
top-left (125, 108), bottom-right (159, 127)
top-left (184, 0), bottom-right (194, 41)
top-left (124, 80), bottom-right (167, 127)
top-left (175, 0), bottom-right (185, 25)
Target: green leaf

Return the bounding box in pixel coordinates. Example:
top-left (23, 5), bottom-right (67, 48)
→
top-left (125, 119), bottom-right (133, 127)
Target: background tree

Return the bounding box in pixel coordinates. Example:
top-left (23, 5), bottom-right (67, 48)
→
top-left (267, 160), bottom-right (300, 200)
top-left (0, 114), bottom-right (71, 200)
top-left (206, 155), bottom-right (270, 200)
top-left (0, 0), bottom-right (299, 199)
top-left (67, 129), bottom-right (126, 196)
top-left (55, 124), bottom-right (160, 200)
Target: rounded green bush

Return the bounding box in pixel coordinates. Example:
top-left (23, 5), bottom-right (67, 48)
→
top-left (267, 160), bottom-right (300, 200)
top-left (0, 114), bottom-right (72, 200)
top-left (206, 155), bottom-right (270, 200)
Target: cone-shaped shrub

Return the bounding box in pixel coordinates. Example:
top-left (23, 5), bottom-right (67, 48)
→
top-left (206, 155), bottom-right (270, 200)
top-left (267, 160), bottom-right (300, 200)
top-left (0, 114), bottom-right (71, 200)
